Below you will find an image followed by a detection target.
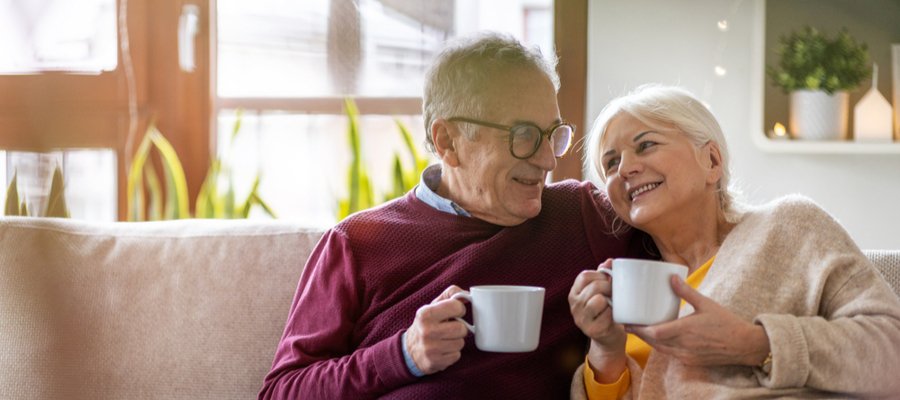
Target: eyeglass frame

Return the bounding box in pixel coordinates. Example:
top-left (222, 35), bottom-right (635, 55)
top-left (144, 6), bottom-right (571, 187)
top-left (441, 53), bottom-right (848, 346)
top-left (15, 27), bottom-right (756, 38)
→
top-left (447, 117), bottom-right (576, 160)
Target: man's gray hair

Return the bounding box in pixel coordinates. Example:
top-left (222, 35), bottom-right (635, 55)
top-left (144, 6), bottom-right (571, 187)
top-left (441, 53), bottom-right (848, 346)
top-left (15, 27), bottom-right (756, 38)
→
top-left (584, 84), bottom-right (744, 224)
top-left (422, 31), bottom-right (559, 154)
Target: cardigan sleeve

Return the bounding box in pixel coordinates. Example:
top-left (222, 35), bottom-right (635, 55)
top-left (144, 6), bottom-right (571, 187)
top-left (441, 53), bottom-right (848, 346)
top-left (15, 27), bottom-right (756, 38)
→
top-left (754, 265), bottom-right (900, 395)
top-left (258, 230), bottom-right (416, 400)
top-left (751, 200), bottom-right (900, 396)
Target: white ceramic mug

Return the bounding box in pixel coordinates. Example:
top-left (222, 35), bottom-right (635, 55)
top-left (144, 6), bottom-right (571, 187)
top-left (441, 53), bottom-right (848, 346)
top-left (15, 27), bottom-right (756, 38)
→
top-left (599, 259), bottom-right (689, 325)
top-left (450, 285), bottom-right (545, 352)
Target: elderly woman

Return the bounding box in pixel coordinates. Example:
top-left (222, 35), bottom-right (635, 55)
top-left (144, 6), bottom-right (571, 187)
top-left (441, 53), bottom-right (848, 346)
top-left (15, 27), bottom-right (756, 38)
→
top-left (568, 84), bottom-right (900, 399)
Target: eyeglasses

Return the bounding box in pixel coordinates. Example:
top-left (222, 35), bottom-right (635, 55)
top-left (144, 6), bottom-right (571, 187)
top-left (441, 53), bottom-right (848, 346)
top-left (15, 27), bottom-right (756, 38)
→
top-left (448, 117), bottom-right (575, 159)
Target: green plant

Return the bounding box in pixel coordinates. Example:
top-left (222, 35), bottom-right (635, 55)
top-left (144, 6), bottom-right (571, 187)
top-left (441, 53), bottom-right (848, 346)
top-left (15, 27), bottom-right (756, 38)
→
top-left (4, 164), bottom-right (69, 218)
top-left (127, 113), bottom-right (276, 221)
top-left (384, 118), bottom-right (430, 202)
top-left (337, 98), bottom-right (376, 220)
top-left (336, 99), bottom-right (432, 221)
top-left (194, 109), bottom-right (277, 219)
top-left (767, 26), bottom-right (871, 94)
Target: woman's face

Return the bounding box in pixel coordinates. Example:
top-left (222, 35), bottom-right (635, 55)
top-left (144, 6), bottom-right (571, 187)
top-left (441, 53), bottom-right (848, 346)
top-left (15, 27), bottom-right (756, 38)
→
top-left (599, 113), bottom-right (721, 231)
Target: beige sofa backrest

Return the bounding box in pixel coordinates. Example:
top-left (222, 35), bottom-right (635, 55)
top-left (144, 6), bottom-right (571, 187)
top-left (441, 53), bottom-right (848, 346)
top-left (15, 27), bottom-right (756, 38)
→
top-left (865, 250), bottom-right (900, 299)
top-left (1, 217), bottom-right (898, 399)
top-left (0, 217), bottom-right (324, 400)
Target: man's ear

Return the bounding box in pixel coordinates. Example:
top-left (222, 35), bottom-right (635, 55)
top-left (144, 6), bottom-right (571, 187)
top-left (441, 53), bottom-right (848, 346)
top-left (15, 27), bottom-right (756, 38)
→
top-left (702, 141), bottom-right (723, 185)
top-left (432, 119), bottom-right (460, 168)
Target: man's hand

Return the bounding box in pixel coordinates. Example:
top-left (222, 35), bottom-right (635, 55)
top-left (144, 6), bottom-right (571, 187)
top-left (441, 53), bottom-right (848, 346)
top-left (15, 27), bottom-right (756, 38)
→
top-left (405, 285), bottom-right (470, 375)
top-left (626, 275), bottom-right (770, 367)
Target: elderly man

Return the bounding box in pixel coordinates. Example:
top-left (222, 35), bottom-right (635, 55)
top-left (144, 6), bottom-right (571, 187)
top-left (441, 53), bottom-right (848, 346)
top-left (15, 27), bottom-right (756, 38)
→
top-left (258, 31), bottom-right (649, 400)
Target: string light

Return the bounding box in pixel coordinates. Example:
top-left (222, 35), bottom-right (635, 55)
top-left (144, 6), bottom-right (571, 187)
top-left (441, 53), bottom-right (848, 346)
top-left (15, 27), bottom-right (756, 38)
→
top-left (701, 0), bottom-right (743, 108)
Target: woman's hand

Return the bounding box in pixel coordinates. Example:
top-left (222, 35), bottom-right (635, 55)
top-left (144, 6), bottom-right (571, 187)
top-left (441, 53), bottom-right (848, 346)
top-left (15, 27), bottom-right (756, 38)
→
top-left (569, 259), bottom-right (628, 382)
top-left (626, 275), bottom-right (770, 367)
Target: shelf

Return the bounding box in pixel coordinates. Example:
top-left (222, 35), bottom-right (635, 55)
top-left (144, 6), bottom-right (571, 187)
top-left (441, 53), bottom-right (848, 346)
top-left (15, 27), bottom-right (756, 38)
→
top-left (752, 131), bottom-right (900, 154)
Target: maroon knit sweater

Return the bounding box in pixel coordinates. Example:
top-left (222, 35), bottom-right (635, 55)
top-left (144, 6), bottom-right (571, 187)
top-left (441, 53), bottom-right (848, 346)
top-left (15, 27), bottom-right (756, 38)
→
top-left (259, 180), bottom-right (651, 400)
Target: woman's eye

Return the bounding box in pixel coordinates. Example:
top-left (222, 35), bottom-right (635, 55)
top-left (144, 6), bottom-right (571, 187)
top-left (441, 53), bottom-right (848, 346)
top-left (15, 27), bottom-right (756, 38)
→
top-left (637, 141), bottom-right (657, 151)
top-left (605, 157), bottom-right (620, 171)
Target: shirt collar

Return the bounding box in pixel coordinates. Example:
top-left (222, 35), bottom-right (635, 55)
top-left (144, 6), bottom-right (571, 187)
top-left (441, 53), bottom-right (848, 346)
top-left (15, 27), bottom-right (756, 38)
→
top-left (414, 164), bottom-right (472, 217)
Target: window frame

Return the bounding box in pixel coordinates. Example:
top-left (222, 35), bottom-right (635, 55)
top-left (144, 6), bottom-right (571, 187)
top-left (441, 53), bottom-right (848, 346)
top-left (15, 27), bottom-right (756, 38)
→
top-left (208, 0), bottom-right (587, 184)
top-left (0, 0), bottom-right (586, 221)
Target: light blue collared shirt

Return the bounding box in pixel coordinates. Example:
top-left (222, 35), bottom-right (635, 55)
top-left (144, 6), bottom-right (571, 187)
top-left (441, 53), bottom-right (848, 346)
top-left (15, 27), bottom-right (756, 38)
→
top-left (414, 164), bottom-right (472, 217)
top-left (402, 164), bottom-right (470, 378)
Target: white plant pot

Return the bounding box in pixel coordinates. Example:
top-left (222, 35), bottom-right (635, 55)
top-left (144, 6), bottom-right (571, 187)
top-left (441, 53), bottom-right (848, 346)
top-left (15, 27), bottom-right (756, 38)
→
top-left (789, 90), bottom-right (849, 140)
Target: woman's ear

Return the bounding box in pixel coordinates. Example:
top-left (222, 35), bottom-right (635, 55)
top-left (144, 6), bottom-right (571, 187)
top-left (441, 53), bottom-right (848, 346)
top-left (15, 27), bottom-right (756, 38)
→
top-left (432, 119), bottom-right (460, 168)
top-left (702, 141), bottom-right (723, 185)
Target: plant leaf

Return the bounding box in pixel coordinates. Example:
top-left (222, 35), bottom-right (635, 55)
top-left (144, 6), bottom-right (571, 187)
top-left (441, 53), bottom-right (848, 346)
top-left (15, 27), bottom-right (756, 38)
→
top-left (5, 170), bottom-right (19, 216)
top-left (386, 154), bottom-right (404, 201)
top-left (250, 192), bottom-right (278, 219)
top-left (195, 159), bottom-right (220, 219)
top-left (223, 179), bottom-right (236, 219)
top-left (241, 174), bottom-right (262, 219)
top-left (395, 118), bottom-right (429, 189)
top-left (127, 123), bottom-right (155, 222)
top-left (231, 108), bottom-right (244, 142)
top-left (145, 158), bottom-right (164, 221)
top-left (44, 164), bottom-right (69, 218)
top-left (20, 198), bottom-right (28, 217)
top-left (148, 127), bottom-right (190, 220)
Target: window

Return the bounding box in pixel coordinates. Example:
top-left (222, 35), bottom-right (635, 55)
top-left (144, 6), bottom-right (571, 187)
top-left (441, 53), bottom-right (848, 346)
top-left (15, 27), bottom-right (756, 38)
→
top-left (0, 0), bottom-right (117, 73)
top-left (0, 0), bottom-right (122, 221)
top-left (1, 0), bottom-right (584, 223)
top-left (215, 0), bottom-right (556, 227)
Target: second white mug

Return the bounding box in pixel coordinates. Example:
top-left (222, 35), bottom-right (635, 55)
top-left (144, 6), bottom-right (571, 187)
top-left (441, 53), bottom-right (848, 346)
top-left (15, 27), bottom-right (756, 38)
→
top-left (451, 285), bottom-right (545, 353)
top-left (599, 259), bottom-right (689, 325)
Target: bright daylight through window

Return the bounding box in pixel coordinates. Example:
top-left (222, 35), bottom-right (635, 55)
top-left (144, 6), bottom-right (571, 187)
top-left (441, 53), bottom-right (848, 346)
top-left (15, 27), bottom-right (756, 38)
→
top-left (216, 0), bottom-right (554, 227)
top-left (0, 0), bottom-right (118, 221)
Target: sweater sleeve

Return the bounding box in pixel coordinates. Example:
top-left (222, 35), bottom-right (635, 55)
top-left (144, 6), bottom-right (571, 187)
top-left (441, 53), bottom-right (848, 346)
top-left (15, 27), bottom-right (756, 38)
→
top-left (751, 200), bottom-right (900, 396)
top-left (258, 230), bottom-right (416, 400)
top-left (572, 356), bottom-right (643, 400)
top-left (754, 265), bottom-right (900, 396)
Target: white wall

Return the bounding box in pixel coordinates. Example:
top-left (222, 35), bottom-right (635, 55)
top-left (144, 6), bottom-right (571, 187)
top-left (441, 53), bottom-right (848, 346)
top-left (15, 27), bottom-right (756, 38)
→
top-left (587, 0), bottom-right (900, 249)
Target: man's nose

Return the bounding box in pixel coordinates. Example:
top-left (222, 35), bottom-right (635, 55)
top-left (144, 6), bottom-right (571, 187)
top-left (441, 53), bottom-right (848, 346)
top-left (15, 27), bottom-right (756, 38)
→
top-left (527, 134), bottom-right (557, 171)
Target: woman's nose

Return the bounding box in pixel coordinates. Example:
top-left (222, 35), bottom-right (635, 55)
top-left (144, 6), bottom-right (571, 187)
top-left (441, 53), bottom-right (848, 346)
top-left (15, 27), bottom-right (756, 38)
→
top-left (616, 152), bottom-right (641, 179)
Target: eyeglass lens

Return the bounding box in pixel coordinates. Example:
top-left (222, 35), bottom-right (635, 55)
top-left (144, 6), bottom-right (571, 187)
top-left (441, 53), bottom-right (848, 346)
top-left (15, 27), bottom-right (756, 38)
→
top-left (511, 125), bottom-right (572, 158)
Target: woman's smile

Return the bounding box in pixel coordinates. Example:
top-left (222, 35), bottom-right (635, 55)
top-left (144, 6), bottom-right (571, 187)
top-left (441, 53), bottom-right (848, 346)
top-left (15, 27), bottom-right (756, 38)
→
top-left (629, 181), bottom-right (662, 201)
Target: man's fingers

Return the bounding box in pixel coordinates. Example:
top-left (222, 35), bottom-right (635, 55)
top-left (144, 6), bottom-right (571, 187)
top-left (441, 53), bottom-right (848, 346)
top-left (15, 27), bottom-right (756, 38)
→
top-left (432, 285), bottom-right (466, 303)
top-left (417, 299), bottom-right (466, 324)
top-left (597, 258), bottom-right (613, 270)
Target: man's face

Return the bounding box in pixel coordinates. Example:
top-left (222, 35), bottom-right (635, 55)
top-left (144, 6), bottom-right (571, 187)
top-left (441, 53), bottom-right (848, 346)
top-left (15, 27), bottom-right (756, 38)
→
top-left (448, 68), bottom-right (561, 226)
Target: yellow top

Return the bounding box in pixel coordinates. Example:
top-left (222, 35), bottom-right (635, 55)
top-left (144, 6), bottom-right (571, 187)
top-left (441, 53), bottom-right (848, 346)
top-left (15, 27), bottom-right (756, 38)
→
top-left (584, 256), bottom-right (716, 400)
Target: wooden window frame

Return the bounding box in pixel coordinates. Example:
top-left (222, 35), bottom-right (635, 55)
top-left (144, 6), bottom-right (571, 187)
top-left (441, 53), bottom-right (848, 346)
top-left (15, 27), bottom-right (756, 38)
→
top-left (211, 0), bottom-right (587, 181)
top-left (0, 0), bottom-right (585, 221)
top-left (0, 0), bottom-right (211, 221)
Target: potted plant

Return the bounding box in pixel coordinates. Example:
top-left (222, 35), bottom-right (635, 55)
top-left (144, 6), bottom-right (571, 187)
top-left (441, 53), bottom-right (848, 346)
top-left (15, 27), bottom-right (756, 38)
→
top-left (767, 26), bottom-right (871, 140)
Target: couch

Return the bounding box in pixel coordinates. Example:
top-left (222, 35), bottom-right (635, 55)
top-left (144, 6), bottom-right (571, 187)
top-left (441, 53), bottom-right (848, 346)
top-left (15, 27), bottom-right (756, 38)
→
top-left (1, 216), bottom-right (899, 399)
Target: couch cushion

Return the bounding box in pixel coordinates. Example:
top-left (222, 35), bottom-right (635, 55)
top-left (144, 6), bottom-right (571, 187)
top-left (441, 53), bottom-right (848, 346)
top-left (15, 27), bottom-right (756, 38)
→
top-left (0, 217), bottom-right (324, 400)
top-left (865, 250), bottom-right (900, 299)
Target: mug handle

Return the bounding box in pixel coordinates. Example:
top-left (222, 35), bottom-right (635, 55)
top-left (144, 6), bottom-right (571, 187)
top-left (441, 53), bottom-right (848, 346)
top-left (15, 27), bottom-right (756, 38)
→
top-left (450, 292), bottom-right (476, 333)
top-left (598, 268), bottom-right (614, 308)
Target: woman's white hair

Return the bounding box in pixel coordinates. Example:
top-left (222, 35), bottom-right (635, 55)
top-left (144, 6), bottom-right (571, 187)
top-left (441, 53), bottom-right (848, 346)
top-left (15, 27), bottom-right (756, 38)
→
top-left (422, 31), bottom-right (559, 153)
top-left (584, 84), bottom-right (743, 224)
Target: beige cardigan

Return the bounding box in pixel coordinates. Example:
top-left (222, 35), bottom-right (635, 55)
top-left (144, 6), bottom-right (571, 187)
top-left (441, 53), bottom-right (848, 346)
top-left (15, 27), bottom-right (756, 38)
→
top-left (572, 195), bottom-right (900, 399)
